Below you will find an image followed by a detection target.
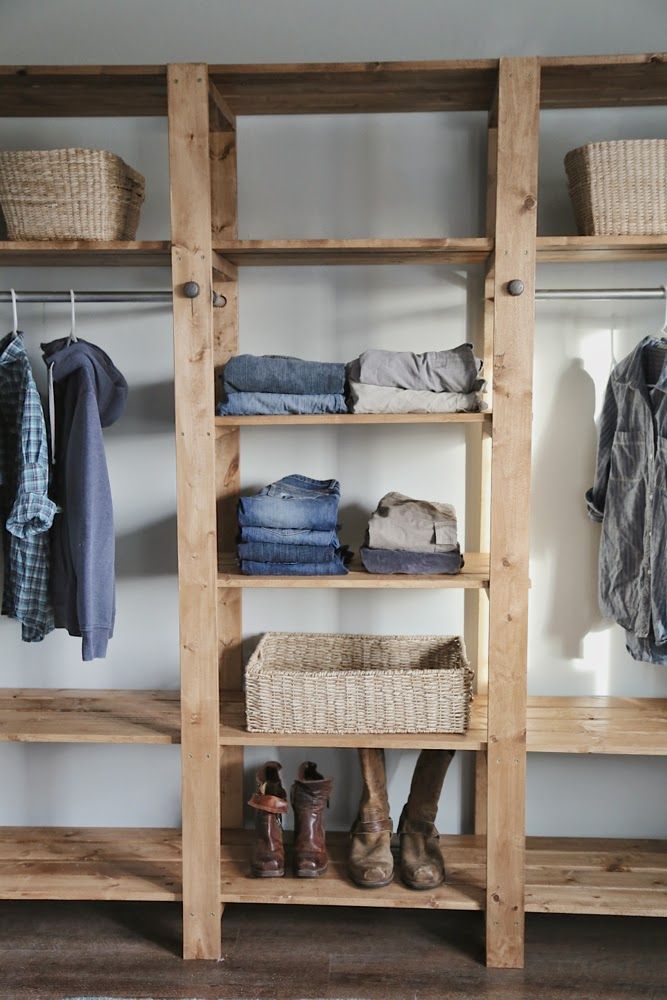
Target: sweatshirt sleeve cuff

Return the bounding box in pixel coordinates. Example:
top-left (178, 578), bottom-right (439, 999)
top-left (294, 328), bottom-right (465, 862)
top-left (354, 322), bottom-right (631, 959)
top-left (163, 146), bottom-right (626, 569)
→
top-left (82, 628), bottom-right (110, 661)
top-left (585, 487), bottom-right (604, 523)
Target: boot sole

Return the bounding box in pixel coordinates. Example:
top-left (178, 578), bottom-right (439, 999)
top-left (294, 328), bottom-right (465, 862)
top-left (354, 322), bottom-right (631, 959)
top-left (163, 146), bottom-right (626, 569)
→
top-left (295, 866), bottom-right (328, 878)
top-left (349, 875), bottom-right (394, 889)
top-left (251, 869), bottom-right (285, 878)
top-left (401, 877), bottom-right (445, 891)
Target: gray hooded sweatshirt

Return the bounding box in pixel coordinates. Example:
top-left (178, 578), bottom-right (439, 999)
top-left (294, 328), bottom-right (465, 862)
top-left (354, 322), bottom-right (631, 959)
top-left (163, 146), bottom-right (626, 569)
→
top-left (41, 338), bottom-right (127, 661)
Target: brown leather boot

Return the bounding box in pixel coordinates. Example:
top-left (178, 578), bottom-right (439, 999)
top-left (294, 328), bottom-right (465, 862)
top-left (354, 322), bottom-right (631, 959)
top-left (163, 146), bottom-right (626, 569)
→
top-left (348, 748), bottom-right (394, 888)
top-left (248, 760), bottom-right (288, 878)
top-left (398, 749), bottom-right (454, 890)
top-left (291, 761), bottom-right (333, 878)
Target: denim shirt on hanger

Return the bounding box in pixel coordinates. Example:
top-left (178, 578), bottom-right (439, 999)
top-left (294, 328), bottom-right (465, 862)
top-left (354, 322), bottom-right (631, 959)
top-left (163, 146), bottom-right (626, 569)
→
top-left (586, 335), bottom-right (667, 663)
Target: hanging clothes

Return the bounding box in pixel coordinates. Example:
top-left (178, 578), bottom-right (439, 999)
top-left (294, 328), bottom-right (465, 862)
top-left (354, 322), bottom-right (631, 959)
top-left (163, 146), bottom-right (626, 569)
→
top-left (586, 335), bottom-right (667, 664)
top-left (41, 337), bottom-right (127, 661)
top-left (0, 332), bottom-right (56, 641)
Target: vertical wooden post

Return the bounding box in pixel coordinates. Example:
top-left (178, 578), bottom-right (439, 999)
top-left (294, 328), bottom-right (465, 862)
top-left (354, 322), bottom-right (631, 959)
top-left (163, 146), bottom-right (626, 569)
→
top-left (485, 56), bottom-right (539, 969)
top-left (211, 121), bottom-right (245, 829)
top-left (466, 94), bottom-right (497, 836)
top-left (168, 63), bottom-right (222, 961)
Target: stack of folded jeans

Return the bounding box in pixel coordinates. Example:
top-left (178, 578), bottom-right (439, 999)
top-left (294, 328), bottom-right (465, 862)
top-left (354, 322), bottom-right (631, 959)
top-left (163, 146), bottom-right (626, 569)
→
top-left (217, 354), bottom-right (347, 416)
top-left (347, 343), bottom-right (484, 414)
top-left (360, 492), bottom-right (463, 575)
top-left (238, 474), bottom-right (348, 575)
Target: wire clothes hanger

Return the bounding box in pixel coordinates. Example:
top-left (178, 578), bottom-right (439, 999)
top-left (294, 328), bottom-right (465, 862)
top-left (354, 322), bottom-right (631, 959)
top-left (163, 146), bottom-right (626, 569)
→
top-left (9, 288), bottom-right (18, 338)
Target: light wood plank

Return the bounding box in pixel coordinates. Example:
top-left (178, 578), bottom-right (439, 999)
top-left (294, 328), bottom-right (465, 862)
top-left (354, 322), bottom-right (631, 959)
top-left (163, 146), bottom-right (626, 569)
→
top-left (168, 62), bottom-right (222, 961)
top-left (218, 553), bottom-right (490, 589)
top-left (211, 123), bottom-right (244, 833)
top-left (537, 235), bottom-right (667, 262)
top-left (215, 238), bottom-right (492, 266)
top-left (485, 56), bottom-right (540, 969)
top-left (0, 240), bottom-right (171, 267)
top-left (215, 412), bottom-right (489, 426)
top-left (0, 689), bottom-right (179, 744)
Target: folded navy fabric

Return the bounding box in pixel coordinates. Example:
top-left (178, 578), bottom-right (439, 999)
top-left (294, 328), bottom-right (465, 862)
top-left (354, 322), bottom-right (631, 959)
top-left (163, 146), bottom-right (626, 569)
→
top-left (222, 354), bottom-right (347, 395)
top-left (217, 391), bottom-right (347, 416)
top-left (237, 541), bottom-right (345, 563)
top-left (360, 546), bottom-right (463, 575)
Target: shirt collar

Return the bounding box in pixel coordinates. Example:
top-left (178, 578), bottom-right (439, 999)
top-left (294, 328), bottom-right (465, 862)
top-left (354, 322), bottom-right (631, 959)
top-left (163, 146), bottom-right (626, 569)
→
top-left (618, 335), bottom-right (667, 394)
top-left (0, 332), bottom-right (28, 367)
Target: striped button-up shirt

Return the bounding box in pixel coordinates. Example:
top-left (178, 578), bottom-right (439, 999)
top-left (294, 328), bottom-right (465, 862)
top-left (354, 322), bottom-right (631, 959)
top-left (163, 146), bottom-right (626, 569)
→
top-left (0, 333), bottom-right (56, 641)
top-left (586, 336), bottom-right (667, 664)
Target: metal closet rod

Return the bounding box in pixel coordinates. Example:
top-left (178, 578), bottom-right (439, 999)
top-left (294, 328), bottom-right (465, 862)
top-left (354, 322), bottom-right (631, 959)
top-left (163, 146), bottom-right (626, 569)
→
top-left (0, 287), bottom-right (665, 304)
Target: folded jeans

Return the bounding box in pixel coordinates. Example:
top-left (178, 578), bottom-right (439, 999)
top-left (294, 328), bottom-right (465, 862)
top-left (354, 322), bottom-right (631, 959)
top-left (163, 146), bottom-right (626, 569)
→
top-left (217, 392), bottom-right (347, 416)
top-left (237, 541), bottom-right (346, 563)
top-left (239, 525), bottom-right (340, 546)
top-left (222, 354), bottom-right (347, 395)
top-left (241, 559), bottom-right (348, 576)
top-left (238, 474), bottom-right (341, 531)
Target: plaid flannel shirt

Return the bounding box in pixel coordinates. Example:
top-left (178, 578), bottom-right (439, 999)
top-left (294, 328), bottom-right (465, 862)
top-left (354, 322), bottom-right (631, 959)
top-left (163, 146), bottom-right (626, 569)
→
top-left (0, 333), bottom-right (56, 641)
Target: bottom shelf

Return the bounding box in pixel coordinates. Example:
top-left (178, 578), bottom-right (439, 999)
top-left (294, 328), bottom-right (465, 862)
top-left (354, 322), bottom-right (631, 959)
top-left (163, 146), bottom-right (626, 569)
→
top-left (0, 828), bottom-right (664, 917)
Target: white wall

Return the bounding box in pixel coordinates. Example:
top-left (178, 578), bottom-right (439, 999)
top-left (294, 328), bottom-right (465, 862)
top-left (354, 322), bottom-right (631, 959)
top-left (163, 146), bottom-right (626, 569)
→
top-left (0, 1), bottom-right (665, 838)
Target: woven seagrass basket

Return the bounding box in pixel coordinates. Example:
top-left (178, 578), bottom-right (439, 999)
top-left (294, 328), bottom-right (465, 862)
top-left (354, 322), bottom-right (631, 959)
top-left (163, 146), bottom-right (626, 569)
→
top-left (564, 140), bottom-right (667, 236)
top-left (0, 148), bottom-right (145, 240)
top-left (245, 632), bottom-right (474, 734)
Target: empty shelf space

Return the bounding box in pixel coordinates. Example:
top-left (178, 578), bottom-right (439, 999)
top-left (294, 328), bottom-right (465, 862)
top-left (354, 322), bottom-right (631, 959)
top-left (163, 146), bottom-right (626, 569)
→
top-left (0, 689), bottom-right (181, 744)
top-left (214, 238), bottom-right (492, 266)
top-left (525, 837), bottom-right (667, 917)
top-left (536, 236), bottom-right (667, 263)
top-left (0, 826), bottom-right (182, 901)
top-left (215, 412), bottom-right (490, 427)
top-left (0, 240), bottom-right (172, 267)
top-left (218, 553), bottom-right (490, 589)
top-left (220, 694), bottom-right (667, 756)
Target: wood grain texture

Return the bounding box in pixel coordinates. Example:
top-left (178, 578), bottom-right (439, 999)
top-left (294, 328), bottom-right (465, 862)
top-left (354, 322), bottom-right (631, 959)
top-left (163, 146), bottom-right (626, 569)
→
top-left (215, 238), bottom-right (492, 265)
top-left (0, 240), bottom-right (171, 267)
top-left (218, 553), bottom-right (490, 589)
top-left (536, 235), bottom-right (667, 262)
top-left (215, 412), bottom-right (489, 426)
top-left (0, 689), bottom-right (180, 744)
top-left (168, 63), bottom-right (221, 960)
top-left (485, 57), bottom-right (540, 969)
top-left (211, 124), bottom-right (244, 832)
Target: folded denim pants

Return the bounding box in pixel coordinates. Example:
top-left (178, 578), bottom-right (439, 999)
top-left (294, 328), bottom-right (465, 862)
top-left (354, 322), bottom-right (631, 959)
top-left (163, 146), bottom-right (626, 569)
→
top-left (241, 558), bottom-right (348, 576)
top-left (239, 525), bottom-right (340, 547)
top-left (360, 546), bottom-right (463, 575)
top-left (237, 541), bottom-right (345, 563)
top-left (222, 354), bottom-right (347, 395)
top-left (238, 475), bottom-right (341, 531)
top-left (217, 391), bottom-right (347, 416)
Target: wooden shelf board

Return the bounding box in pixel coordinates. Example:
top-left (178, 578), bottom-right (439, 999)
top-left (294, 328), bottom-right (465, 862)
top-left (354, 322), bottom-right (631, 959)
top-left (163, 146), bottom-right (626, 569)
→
top-left (221, 694), bottom-right (667, 756)
top-left (540, 53), bottom-right (667, 108)
top-left (214, 238), bottom-right (492, 266)
top-left (0, 689), bottom-right (181, 745)
top-left (218, 553), bottom-right (490, 589)
top-left (0, 66), bottom-right (168, 116)
top-left (209, 61), bottom-right (498, 115)
top-left (0, 827), bottom-right (181, 901)
top-left (215, 412), bottom-right (490, 427)
top-left (537, 236), bottom-right (667, 263)
top-left (0, 240), bottom-right (172, 267)
top-left (219, 831), bottom-right (667, 917)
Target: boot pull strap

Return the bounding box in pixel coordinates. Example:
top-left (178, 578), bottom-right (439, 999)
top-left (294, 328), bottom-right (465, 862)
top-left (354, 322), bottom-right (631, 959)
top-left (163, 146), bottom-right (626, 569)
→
top-left (352, 817), bottom-right (393, 835)
top-left (248, 792), bottom-right (288, 815)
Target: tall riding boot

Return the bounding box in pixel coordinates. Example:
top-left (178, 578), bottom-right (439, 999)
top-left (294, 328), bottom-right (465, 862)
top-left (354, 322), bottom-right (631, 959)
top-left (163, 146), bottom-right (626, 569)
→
top-left (248, 760), bottom-right (288, 878)
top-left (398, 749), bottom-right (455, 890)
top-left (348, 748), bottom-right (394, 888)
top-left (291, 761), bottom-right (333, 878)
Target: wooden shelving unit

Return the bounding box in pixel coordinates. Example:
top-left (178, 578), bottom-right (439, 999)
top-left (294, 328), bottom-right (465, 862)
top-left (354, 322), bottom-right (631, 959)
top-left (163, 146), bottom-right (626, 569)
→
top-left (0, 53), bottom-right (665, 967)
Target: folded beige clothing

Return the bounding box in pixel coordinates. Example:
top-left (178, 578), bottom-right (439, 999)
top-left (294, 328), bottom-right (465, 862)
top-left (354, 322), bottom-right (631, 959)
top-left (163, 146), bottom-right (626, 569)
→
top-left (349, 381), bottom-right (483, 414)
top-left (367, 491), bottom-right (459, 552)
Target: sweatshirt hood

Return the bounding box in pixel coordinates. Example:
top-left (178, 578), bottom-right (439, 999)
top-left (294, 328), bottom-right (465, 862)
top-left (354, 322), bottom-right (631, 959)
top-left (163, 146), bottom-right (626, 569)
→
top-left (41, 337), bottom-right (128, 427)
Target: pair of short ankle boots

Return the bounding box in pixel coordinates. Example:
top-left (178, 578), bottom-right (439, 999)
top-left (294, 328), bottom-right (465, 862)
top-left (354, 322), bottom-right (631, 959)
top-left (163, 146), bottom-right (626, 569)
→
top-left (249, 748), bottom-right (454, 889)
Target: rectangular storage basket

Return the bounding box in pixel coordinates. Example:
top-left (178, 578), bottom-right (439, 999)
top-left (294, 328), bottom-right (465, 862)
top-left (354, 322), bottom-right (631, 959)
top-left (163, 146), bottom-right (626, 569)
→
top-left (564, 140), bottom-right (667, 236)
top-left (245, 632), bottom-right (474, 734)
top-left (0, 148), bottom-right (145, 241)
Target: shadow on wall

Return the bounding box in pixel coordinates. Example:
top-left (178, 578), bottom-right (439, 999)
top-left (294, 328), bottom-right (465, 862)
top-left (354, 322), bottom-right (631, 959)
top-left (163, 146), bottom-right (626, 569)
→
top-left (532, 357), bottom-right (601, 661)
top-left (115, 514), bottom-right (178, 577)
top-left (108, 379), bottom-right (175, 435)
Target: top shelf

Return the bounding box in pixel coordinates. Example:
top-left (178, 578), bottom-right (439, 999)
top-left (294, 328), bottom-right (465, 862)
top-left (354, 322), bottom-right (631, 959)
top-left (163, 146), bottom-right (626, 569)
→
top-left (1, 54), bottom-right (666, 117)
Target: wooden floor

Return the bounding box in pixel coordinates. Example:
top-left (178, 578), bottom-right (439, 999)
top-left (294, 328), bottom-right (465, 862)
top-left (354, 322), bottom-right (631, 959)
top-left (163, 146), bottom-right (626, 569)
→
top-left (0, 900), bottom-right (664, 1000)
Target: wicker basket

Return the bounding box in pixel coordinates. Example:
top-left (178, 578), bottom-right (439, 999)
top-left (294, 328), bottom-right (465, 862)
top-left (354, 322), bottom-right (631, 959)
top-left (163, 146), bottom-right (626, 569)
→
top-left (0, 148), bottom-right (145, 240)
top-left (565, 140), bottom-right (667, 236)
top-left (245, 632), bottom-right (474, 734)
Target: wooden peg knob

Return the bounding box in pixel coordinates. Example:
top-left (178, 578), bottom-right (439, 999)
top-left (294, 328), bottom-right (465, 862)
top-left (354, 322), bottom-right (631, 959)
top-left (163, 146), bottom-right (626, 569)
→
top-left (507, 279), bottom-right (524, 296)
top-left (183, 281), bottom-right (200, 299)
